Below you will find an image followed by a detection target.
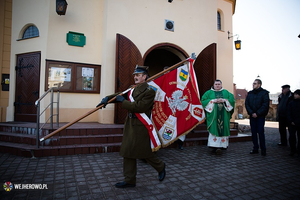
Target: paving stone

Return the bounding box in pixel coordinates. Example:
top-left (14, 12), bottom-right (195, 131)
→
top-left (1, 127), bottom-right (300, 199)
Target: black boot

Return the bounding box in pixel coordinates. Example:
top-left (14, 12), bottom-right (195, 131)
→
top-left (177, 140), bottom-right (183, 150)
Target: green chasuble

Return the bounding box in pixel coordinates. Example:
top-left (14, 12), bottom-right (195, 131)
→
top-left (201, 89), bottom-right (235, 137)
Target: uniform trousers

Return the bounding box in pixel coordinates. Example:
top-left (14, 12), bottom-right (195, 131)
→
top-left (289, 125), bottom-right (300, 153)
top-left (278, 116), bottom-right (288, 145)
top-left (123, 156), bottom-right (164, 184)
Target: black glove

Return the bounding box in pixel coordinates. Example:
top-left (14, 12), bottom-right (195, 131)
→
top-left (96, 96), bottom-right (109, 108)
top-left (115, 95), bottom-right (125, 102)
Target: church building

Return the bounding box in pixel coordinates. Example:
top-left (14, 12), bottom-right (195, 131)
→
top-left (1, 0), bottom-right (237, 124)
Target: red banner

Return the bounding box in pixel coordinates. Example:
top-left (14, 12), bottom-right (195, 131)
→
top-left (149, 59), bottom-right (205, 147)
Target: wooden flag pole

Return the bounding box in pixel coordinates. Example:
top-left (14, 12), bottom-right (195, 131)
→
top-left (40, 55), bottom-right (194, 142)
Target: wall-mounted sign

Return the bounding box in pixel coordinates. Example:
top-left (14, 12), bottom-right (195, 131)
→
top-left (66, 31), bottom-right (86, 47)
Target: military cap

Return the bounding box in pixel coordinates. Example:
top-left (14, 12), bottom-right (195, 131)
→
top-left (281, 84), bottom-right (290, 89)
top-left (132, 65), bottom-right (149, 75)
top-left (294, 89), bottom-right (300, 95)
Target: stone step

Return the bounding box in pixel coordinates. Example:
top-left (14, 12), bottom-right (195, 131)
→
top-left (0, 131), bottom-right (124, 146)
top-left (0, 129), bottom-right (238, 147)
top-left (0, 122), bottom-right (250, 157)
top-left (0, 141), bottom-right (122, 157)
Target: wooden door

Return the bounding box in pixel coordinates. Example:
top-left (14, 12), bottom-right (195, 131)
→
top-left (115, 34), bottom-right (143, 124)
top-left (194, 43), bottom-right (217, 97)
top-left (14, 52), bottom-right (40, 122)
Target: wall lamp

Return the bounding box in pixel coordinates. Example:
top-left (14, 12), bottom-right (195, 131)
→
top-left (168, 0), bottom-right (173, 3)
top-left (228, 31), bottom-right (241, 50)
top-left (56, 0), bottom-right (68, 15)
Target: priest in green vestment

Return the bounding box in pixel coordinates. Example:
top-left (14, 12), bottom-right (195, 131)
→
top-left (201, 79), bottom-right (235, 154)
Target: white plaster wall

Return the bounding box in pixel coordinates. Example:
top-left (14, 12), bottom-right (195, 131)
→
top-left (217, 0), bottom-right (234, 93)
top-left (44, 0), bottom-right (104, 121)
top-left (46, 0), bottom-right (103, 63)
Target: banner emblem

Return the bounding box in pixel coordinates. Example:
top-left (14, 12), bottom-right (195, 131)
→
top-left (179, 69), bottom-right (188, 81)
top-left (167, 90), bottom-right (189, 114)
top-left (162, 127), bottom-right (174, 140)
top-left (193, 107), bottom-right (203, 118)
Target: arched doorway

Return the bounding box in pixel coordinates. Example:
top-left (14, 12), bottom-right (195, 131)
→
top-left (115, 33), bottom-right (189, 124)
top-left (143, 43), bottom-right (189, 76)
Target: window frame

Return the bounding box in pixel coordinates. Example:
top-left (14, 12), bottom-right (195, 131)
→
top-left (45, 60), bottom-right (101, 94)
top-left (22, 25), bottom-right (39, 39)
top-left (217, 9), bottom-right (225, 32)
top-left (217, 11), bottom-right (222, 31)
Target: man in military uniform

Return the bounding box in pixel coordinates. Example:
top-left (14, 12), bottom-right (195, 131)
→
top-left (277, 84), bottom-right (293, 146)
top-left (96, 65), bottom-right (166, 188)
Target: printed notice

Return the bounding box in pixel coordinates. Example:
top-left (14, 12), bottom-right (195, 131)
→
top-left (82, 67), bottom-right (94, 77)
top-left (50, 67), bottom-right (71, 82)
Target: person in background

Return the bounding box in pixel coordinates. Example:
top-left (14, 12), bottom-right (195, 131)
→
top-left (287, 89), bottom-right (300, 156)
top-left (96, 65), bottom-right (166, 188)
top-left (176, 135), bottom-right (185, 150)
top-left (245, 79), bottom-right (270, 156)
top-left (201, 79), bottom-right (235, 155)
top-left (277, 84), bottom-right (294, 146)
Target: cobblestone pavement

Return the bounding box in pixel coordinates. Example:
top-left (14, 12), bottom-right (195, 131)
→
top-left (1, 126), bottom-right (300, 200)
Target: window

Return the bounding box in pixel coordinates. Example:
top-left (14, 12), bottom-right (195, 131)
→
top-left (22, 25), bottom-right (39, 39)
top-left (217, 11), bottom-right (221, 30)
top-left (45, 60), bottom-right (101, 93)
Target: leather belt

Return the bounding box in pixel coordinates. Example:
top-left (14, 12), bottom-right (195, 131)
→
top-left (128, 113), bottom-right (137, 118)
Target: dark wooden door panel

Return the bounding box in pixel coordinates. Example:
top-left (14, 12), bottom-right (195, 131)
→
top-left (15, 52), bottom-right (40, 122)
top-left (115, 34), bottom-right (143, 124)
top-left (194, 43), bottom-right (216, 97)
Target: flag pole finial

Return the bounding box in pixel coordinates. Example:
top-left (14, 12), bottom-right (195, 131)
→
top-left (190, 53), bottom-right (196, 60)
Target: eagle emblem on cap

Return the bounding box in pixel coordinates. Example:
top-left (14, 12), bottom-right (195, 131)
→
top-left (133, 65), bottom-right (149, 75)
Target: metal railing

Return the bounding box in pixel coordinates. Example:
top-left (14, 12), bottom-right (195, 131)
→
top-left (35, 87), bottom-right (60, 148)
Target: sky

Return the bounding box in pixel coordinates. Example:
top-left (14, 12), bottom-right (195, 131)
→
top-left (232, 0), bottom-right (300, 94)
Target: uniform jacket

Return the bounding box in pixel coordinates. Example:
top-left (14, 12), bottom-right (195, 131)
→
top-left (277, 90), bottom-right (294, 119)
top-left (245, 87), bottom-right (270, 117)
top-left (108, 82), bottom-right (156, 159)
top-left (287, 99), bottom-right (300, 126)
top-left (278, 90), bottom-right (293, 105)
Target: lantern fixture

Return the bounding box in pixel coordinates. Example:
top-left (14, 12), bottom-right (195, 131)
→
top-left (56, 0), bottom-right (68, 16)
top-left (228, 31), bottom-right (241, 50)
top-left (234, 40), bottom-right (241, 50)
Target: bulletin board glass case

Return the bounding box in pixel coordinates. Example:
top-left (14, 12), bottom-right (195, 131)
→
top-left (45, 60), bottom-right (101, 93)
